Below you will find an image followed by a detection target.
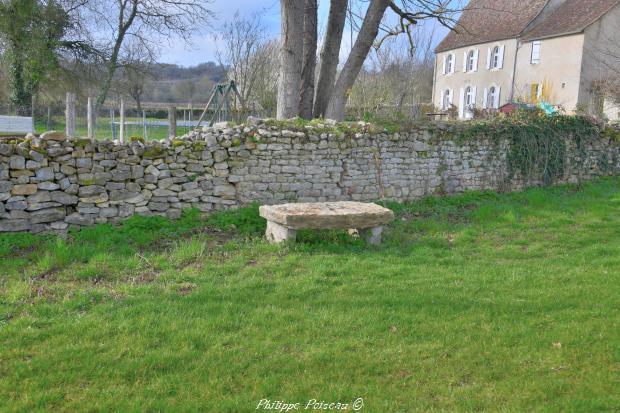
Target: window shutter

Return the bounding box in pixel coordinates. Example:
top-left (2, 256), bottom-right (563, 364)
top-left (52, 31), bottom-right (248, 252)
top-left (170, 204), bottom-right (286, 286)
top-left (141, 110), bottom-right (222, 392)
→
top-left (463, 52), bottom-right (468, 72)
top-left (483, 88), bottom-right (488, 109)
top-left (449, 89), bottom-right (453, 105)
top-left (496, 86), bottom-right (502, 108)
top-left (473, 49), bottom-right (479, 72)
top-left (451, 55), bottom-right (456, 74)
top-left (498, 45), bottom-right (505, 69)
top-left (472, 86), bottom-right (478, 106)
top-left (486, 48), bottom-right (492, 70)
top-left (440, 90), bottom-right (445, 109)
top-left (459, 87), bottom-right (465, 118)
top-left (442, 55), bottom-right (447, 75)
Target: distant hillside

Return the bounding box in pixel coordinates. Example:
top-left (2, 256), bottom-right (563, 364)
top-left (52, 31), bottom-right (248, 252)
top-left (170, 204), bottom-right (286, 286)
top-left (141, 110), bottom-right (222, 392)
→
top-left (152, 62), bottom-right (227, 82)
top-left (142, 61), bottom-right (229, 104)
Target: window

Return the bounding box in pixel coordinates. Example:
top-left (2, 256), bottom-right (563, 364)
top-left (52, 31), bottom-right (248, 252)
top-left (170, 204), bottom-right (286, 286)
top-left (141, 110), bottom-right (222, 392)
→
top-left (531, 41), bottom-right (541, 64)
top-left (531, 83), bottom-right (543, 101)
top-left (466, 50), bottom-right (476, 72)
top-left (465, 86), bottom-right (474, 107)
top-left (444, 54), bottom-right (454, 74)
top-left (492, 46), bottom-right (501, 69)
top-left (443, 89), bottom-right (452, 109)
top-left (487, 87), bottom-right (497, 108)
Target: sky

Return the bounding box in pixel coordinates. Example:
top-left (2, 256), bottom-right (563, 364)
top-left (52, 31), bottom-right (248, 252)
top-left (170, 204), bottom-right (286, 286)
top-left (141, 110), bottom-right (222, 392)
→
top-left (158, 0), bottom-right (452, 67)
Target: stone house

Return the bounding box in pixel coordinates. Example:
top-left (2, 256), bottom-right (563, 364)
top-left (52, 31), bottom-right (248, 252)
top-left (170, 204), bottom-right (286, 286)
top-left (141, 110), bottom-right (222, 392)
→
top-left (432, 0), bottom-right (620, 120)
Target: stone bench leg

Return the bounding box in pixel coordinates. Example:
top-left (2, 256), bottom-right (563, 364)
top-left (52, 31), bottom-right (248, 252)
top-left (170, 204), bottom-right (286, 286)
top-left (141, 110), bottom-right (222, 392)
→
top-left (358, 226), bottom-right (383, 245)
top-left (265, 221), bottom-right (297, 243)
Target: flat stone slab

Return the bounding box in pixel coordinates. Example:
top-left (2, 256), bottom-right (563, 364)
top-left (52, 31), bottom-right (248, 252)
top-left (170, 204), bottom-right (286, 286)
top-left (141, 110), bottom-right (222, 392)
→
top-left (259, 201), bottom-right (394, 230)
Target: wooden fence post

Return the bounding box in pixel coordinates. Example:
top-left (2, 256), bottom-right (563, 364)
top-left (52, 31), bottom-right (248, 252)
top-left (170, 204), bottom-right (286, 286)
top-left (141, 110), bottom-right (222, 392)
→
top-left (119, 99), bottom-right (125, 143)
top-left (65, 92), bottom-right (76, 137)
top-left (87, 97), bottom-right (94, 139)
top-left (168, 106), bottom-right (177, 138)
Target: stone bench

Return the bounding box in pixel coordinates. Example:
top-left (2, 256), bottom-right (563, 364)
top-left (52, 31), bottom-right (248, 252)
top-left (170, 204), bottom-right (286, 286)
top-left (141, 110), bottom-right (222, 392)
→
top-left (259, 201), bottom-right (394, 245)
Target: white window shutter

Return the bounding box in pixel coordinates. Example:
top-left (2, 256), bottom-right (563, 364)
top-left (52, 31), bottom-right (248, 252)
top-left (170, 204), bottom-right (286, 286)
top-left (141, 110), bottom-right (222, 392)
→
top-left (459, 87), bottom-right (465, 118)
top-left (449, 89), bottom-right (453, 105)
top-left (442, 55), bottom-right (447, 75)
top-left (451, 55), bottom-right (456, 74)
top-left (473, 49), bottom-right (479, 71)
top-left (463, 52), bottom-right (468, 72)
top-left (496, 86), bottom-right (502, 108)
top-left (472, 86), bottom-right (478, 106)
top-left (483, 88), bottom-right (488, 109)
top-left (498, 45), bottom-right (505, 69)
top-left (486, 48), bottom-right (492, 70)
top-left (440, 90), bottom-right (445, 109)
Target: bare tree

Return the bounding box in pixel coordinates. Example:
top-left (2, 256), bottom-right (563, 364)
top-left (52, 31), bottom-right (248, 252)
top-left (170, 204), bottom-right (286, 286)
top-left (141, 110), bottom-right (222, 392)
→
top-left (214, 12), bottom-right (269, 107)
top-left (251, 40), bottom-right (280, 116)
top-left (324, 0), bottom-right (391, 120)
top-left (277, 0), bottom-right (461, 120)
top-left (80, 0), bottom-right (214, 111)
top-left (313, 0), bottom-right (347, 118)
top-left (114, 39), bottom-right (156, 111)
top-left (348, 31), bottom-right (435, 118)
top-left (299, 0), bottom-right (318, 119)
top-left (277, 0), bottom-right (304, 119)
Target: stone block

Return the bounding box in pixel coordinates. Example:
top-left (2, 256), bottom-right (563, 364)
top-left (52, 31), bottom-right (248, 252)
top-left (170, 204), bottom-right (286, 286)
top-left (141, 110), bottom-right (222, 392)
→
top-left (12, 184), bottom-right (38, 196)
top-left (9, 156), bottom-right (25, 170)
top-left (30, 207), bottom-right (66, 224)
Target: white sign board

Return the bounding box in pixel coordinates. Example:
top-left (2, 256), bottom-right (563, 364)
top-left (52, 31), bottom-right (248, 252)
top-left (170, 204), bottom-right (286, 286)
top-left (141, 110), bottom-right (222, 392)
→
top-left (0, 115), bottom-right (34, 134)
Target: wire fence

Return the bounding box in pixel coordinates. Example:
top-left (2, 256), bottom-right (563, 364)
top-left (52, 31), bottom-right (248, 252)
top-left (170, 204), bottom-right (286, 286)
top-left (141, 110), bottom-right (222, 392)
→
top-left (0, 99), bottom-right (275, 141)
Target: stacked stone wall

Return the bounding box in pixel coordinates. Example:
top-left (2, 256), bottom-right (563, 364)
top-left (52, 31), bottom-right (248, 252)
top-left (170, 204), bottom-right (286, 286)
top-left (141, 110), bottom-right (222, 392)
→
top-left (1, 122), bottom-right (618, 233)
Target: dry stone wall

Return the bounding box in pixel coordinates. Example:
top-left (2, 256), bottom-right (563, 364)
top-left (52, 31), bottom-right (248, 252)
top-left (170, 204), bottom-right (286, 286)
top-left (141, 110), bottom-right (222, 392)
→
top-left (1, 121), bottom-right (618, 233)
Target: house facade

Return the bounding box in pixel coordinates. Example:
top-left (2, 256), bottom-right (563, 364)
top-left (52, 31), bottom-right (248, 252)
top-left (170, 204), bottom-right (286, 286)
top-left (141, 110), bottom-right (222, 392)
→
top-left (432, 0), bottom-right (620, 120)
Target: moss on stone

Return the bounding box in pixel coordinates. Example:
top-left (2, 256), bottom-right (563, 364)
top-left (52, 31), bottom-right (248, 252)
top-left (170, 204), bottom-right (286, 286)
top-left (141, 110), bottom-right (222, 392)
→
top-left (191, 142), bottom-right (207, 151)
top-left (73, 138), bottom-right (92, 147)
top-left (143, 146), bottom-right (167, 159)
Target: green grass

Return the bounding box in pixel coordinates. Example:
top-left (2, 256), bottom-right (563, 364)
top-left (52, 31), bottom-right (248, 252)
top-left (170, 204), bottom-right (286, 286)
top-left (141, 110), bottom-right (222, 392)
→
top-left (34, 116), bottom-right (193, 141)
top-left (1, 178), bottom-right (620, 412)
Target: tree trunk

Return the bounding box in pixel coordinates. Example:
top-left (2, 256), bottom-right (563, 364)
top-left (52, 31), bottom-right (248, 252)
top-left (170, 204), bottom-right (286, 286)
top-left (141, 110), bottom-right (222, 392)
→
top-left (325, 0), bottom-right (390, 121)
top-left (313, 0), bottom-right (347, 118)
top-left (299, 0), bottom-right (318, 119)
top-left (277, 0), bottom-right (304, 119)
top-left (95, 38), bottom-right (124, 112)
top-left (95, 1), bottom-right (137, 112)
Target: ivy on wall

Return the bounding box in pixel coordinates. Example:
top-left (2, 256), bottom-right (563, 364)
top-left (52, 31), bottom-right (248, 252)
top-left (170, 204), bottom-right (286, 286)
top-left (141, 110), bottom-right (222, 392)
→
top-left (454, 114), bottom-right (600, 185)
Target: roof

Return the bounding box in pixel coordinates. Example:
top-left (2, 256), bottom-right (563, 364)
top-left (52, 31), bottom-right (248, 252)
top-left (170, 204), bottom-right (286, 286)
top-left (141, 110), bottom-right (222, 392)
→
top-left (435, 0), bottom-right (548, 52)
top-left (435, 0), bottom-right (620, 53)
top-left (521, 0), bottom-right (620, 40)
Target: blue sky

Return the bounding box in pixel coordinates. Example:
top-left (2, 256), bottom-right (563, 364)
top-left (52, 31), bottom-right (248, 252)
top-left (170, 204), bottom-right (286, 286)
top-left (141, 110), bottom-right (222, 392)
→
top-left (159, 0), bottom-right (451, 67)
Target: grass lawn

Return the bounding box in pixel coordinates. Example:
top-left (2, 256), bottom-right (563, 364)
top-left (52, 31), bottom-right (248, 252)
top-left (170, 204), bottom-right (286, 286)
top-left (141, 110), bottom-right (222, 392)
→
top-left (33, 117), bottom-right (192, 141)
top-left (1, 178), bottom-right (619, 412)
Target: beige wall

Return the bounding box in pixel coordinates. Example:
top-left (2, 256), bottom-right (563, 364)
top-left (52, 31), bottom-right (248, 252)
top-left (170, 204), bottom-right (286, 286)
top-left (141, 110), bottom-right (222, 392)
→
top-left (514, 34), bottom-right (585, 113)
top-left (433, 39), bottom-right (518, 118)
top-left (434, 5), bottom-right (620, 120)
top-left (581, 4), bottom-right (620, 120)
